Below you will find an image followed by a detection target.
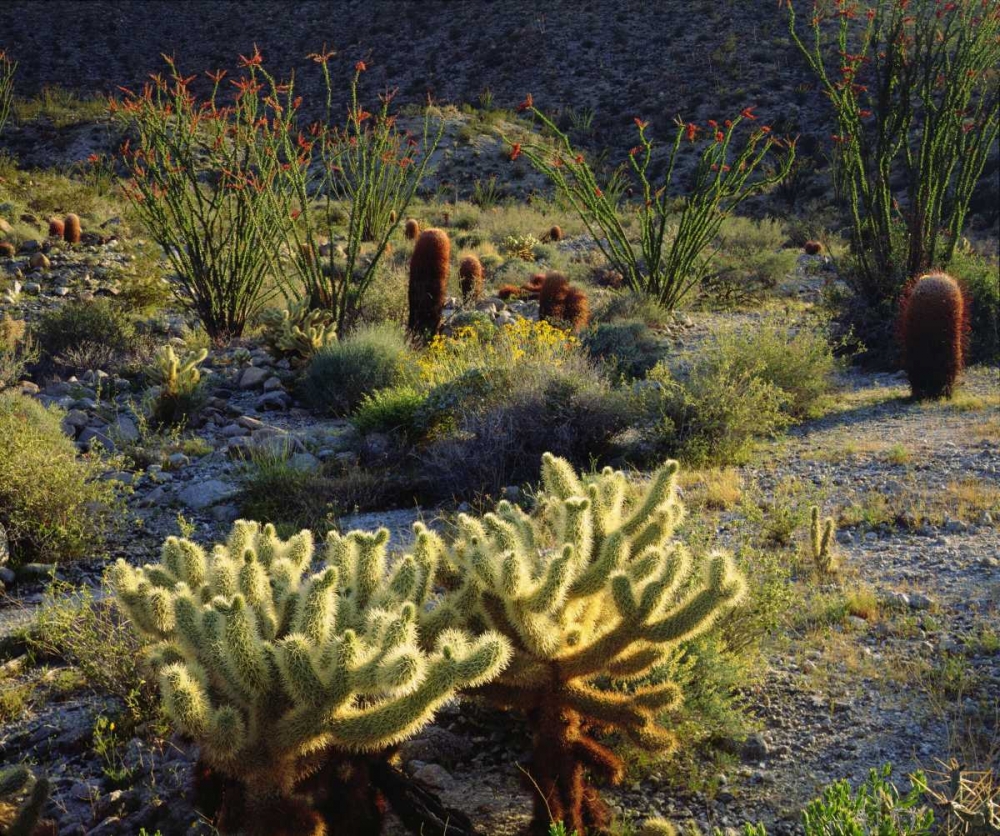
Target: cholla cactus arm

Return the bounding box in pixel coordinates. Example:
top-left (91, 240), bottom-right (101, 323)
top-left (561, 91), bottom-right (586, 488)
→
top-left (810, 505), bottom-right (836, 574)
top-left (7, 775), bottom-right (50, 836)
top-left (437, 453), bottom-right (747, 836)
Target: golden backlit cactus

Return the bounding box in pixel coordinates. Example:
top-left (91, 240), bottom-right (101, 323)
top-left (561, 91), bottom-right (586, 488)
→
top-left (110, 521), bottom-right (509, 836)
top-left (260, 301), bottom-right (337, 360)
top-left (62, 213), bottom-right (81, 244)
top-left (424, 453), bottom-right (746, 835)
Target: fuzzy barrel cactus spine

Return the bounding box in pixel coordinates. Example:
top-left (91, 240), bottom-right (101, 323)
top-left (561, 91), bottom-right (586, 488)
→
top-left (458, 255), bottom-right (484, 304)
top-left (538, 272), bottom-right (569, 322)
top-left (47, 218), bottom-right (64, 238)
top-left (63, 213), bottom-right (81, 244)
top-left (408, 228), bottom-right (450, 342)
top-left (404, 219), bottom-right (420, 241)
top-left (900, 272), bottom-right (965, 399)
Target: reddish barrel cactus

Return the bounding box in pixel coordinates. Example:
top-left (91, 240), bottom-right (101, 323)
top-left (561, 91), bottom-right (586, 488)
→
top-left (899, 272), bottom-right (966, 399)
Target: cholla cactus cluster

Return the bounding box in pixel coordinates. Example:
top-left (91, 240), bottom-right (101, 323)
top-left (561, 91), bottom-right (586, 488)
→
top-left (260, 301), bottom-right (337, 360)
top-left (0, 765), bottom-right (52, 836)
top-left (110, 521), bottom-right (509, 835)
top-left (148, 344), bottom-right (208, 395)
top-left (810, 505), bottom-right (836, 574)
top-left (425, 453), bottom-right (747, 835)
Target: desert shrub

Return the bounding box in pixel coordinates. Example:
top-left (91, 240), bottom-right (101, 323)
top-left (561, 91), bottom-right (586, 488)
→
top-left (596, 291), bottom-right (674, 328)
top-left (352, 386), bottom-right (429, 442)
top-left (711, 315), bottom-right (840, 418)
top-left (641, 353), bottom-right (791, 466)
top-left (950, 247), bottom-right (999, 364)
top-left (237, 449), bottom-right (335, 532)
top-left (420, 355), bottom-right (633, 500)
top-left (352, 261), bottom-right (409, 327)
top-left (0, 314), bottom-right (36, 389)
top-left (301, 323), bottom-right (412, 415)
top-left (0, 50), bottom-right (14, 137)
top-left (702, 216), bottom-right (795, 308)
top-left (32, 299), bottom-right (141, 370)
top-left (27, 581), bottom-right (160, 731)
top-left (0, 392), bottom-right (118, 564)
top-left (583, 320), bottom-right (666, 379)
top-left (802, 765), bottom-right (934, 836)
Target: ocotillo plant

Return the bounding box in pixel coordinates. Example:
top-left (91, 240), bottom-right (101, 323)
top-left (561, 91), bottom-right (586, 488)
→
top-left (809, 505), bottom-right (836, 574)
top-left (110, 521), bottom-right (509, 836)
top-left (111, 50), bottom-right (297, 340)
top-left (146, 344), bottom-right (208, 427)
top-left (408, 229), bottom-right (450, 342)
top-left (458, 255), bottom-right (484, 304)
top-left (900, 273), bottom-right (966, 399)
top-left (424, 453), bottom-right (746, 836)
top-left (62, 214), bottom-right (81, 245)
top-left (510, 99), bottom-right (794, 310)
top-left (280, 57), bottom-right (443, 332)
top-left (0, 51), bottom-right (14, 138)
top-left (786, 0), bottom-right (1000, 303)
top-left (0, 765), bottom-right (52, 836)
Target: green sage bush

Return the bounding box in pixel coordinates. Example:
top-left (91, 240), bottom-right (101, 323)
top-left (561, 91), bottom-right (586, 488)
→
top-left (0, 392), bottom-right (119, 564)
top-left (301, 323), bottom-right (413, 415)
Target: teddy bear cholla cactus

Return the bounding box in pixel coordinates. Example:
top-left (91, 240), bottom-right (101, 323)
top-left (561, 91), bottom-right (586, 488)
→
top-left (110, 521), bottom-right (509, 836)
top-left (424, 454), bottom-right (746, 836)
top-left (0, 764), bottom-right (53, 836)
top-left (260, 301), bottom-right (336, 360)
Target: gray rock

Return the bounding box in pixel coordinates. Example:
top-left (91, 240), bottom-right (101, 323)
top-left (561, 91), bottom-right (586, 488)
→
top-left (111, 416), bottom-right (140, 442)
top-left (239, 366), bottom-right (271, 390)
top-left (256, 391), bottom-right (290, 411)
top-left (262, 376), bottom-right (284, 392)
top-left (741, 733), bottom-right (769, 762)
top-left (0, 566), bottom-right (15, 586)
top-left (288, 453), bottom-right (321, 472)
top-left (410, 763), bottom-right (453, 790)
top-left (178, 479), bottom-right (237, 510)
top-left (78, 427), bottom-right (116, 452)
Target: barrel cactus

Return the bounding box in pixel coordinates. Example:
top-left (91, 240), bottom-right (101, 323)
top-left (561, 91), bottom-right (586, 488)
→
top-left (408, 228), bottom-right (450, 342)
top-left (900, 272), bottom-right (966, 399)
top-left (110, 521), bottom-right (509, 836)
top-left (63, 213), bottom-right (81, 244)
top-left (458, 255), bottom-right (484, 305)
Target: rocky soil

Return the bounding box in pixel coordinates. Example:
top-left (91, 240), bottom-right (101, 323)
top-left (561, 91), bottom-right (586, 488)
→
top-left (0, 225), bottom-right (997, 835)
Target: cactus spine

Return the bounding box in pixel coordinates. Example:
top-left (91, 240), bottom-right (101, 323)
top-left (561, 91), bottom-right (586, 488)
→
top-left (425, 454), bottom-right (746, 836)
top-left (110, 521), bottom-right (509, 836)
top-left (900, 272), bottom-right (965, 399)
top-left (63, 213), bottom-right (81, 244)
top-left (47, 218), bottom-right (64, 238)
top-left (404, 218), bottom-right (420, 241)
top-left (458, 255), bottom-right (484, 305)
top-left (408, 228), bottom-right (450, 342)
top-left (809, 506), bottom-right (836, 574)
top-left (0, 765), bottom-right (51, 836)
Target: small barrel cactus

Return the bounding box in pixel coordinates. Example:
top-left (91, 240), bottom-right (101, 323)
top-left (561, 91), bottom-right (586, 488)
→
top-left (458, 255), bottom-right (484, 304)
top-left (803, 240), bottom-right (822, 255)
top-left (408, 228), bottom-right (450, 342)
top-left (497, 283), bottom-right (521, 301)
top-left (0, 242), bottom-right (15, 258)
top-left (563, 286), bottom-right (590, 332)
top-left (547, 224), bottom-right (563, 242)
top-left (47, 218), bottom-right (64, 238)
top-left (900, 272), bottom-right (966, 399)
top-left (404, 218), bottom-right (420, 241)
top-left (538, 272), bottom-right (570, 322)
top-left (63, 213), bottom-right (81, 244)
top-left (28, 253), bottom-right (50, 271)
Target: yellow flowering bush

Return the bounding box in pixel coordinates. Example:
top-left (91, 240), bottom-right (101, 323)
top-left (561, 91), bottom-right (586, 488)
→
top-left (417, 319), bottom-right (578, 386)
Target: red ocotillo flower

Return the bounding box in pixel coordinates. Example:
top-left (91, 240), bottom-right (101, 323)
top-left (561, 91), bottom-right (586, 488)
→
top-left (509, 143), bottom-right (522, 161)
top-left (518, 93), bottom-right (534, 112)
top-left (686, 122), bottom-right (699, 142)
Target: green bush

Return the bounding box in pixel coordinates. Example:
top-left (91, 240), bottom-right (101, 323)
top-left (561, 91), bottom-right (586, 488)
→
top-left (641, 354), bottom-right (791, 466)
top-left (32, 299), bottom-right (143, 371)
top-left (420, 356), bottom-right (633, 500)
top-left (712, 315), bottom-right (840, 418)
top-left (596, 291), bottom-right (674, 328)
top-left (0, 315), bottom-right (36, 390)
top-left (237, 449), bottom-right (335, 532)
top-left (701, 216), bottom-right (795, 308)
top-left (0, 392), bottom-right (119, 563)
top-left (950, 247), bottom-right (999, 364)
top-left (301, 323), bottom-right (412, 415)
top-left (802, 764), bottom-right (934, 836)
top-left (583, 320), bottom-right (666, 379)
top-left (352, 386), bottom-right (429, 441)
